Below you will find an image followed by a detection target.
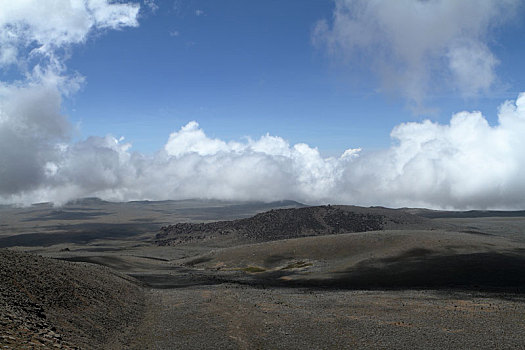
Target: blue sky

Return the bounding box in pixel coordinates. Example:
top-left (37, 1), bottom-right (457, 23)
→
top-left (66, 0), bottom-right (385, 155)
top-left (2, 0), bottom-right (525, 208)
top-left (63, 0), bottom-right (525, 156)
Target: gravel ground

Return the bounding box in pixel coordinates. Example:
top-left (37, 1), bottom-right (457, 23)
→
top-left (0, 249), bottom-right (145, 349)
top-left (4, 201), bottom-right (525, 349)
top-left (131, 284), bottom-right (525, 350)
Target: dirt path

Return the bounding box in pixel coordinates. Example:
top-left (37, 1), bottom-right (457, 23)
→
top-left (130, 284), bottom-right (525, 349)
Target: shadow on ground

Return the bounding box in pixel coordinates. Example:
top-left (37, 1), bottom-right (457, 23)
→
top-left (22, 210), bottom-right (111, 221)
top-left (0, 223), bottom-right (157, 247)
top-left (239, 250), bottom-right (525, 293)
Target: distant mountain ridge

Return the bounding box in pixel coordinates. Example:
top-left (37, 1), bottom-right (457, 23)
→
top-left (402, 208), bottom-right (525, 218)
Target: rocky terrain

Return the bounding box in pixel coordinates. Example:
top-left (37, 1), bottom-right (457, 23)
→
top-left (0, 249), bottom-right (144, 349)
top-left (3, 199), bottom-right (525, 349)
top-left (156, 205), bottom-right (430, 245)
top-left (183, 229), bottom-right (525, 291)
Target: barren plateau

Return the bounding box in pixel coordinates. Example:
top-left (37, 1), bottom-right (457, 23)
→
top-left (2, 199), bottom-right (525, 349)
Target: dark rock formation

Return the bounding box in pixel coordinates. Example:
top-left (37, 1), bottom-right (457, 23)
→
top-left (156, 205), bottom-right (429, 245)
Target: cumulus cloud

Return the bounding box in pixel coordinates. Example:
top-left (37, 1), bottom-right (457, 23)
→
top-left (0, 0), bottom-right (139, 202)
top-left (339, 93), bottom-right (525, 209)
top-left (0, 79), bottom-right (65, 195)
top-left (4, 97), bottom-right (525, 210)
top-left (313, 0), bottom-right (519, 108)
top-left (10, 121), bottom-right (356, 205)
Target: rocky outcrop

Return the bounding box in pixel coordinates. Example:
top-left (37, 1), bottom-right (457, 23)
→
top-left (156, 205), bottom-right (429, 245)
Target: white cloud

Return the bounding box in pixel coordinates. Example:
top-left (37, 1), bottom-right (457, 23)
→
top-left (5, 94), bottom-right (525, 210)
top-left (164, 121), bottom-right (243, 157)
top-left (195, 9), bottom-right (204, 16)
top-left (0, 0), bottom-right (139, 202)
top-left (313, 0), bottom-right (519, 108)
top-left (339, 93), bottom-right (525, 209)
top-left (0, 0), bottom-right (139, 68)
top-left (447, 40), bottom-right (498, 97)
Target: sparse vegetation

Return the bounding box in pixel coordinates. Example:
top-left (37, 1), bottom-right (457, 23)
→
top-left (240, 266), bottom-right (266, 273)
top-left (282, 261), bottom-right (313, 270)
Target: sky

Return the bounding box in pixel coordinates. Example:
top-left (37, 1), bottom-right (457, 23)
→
top-left (1, 0), bottom-right (525, 209)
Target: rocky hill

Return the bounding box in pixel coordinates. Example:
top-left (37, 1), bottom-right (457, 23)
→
top-left (0, 249), bottom-right (144, 349)
top-left (156, 205), bottom-right (430, 245)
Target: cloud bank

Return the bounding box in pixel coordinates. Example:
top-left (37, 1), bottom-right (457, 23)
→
top-left (3, 96), bottom-right (525, 210)
top-left (313, 0), bottom-right (519, 108)
top-left (2, 0), bottom-right (525, 210)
